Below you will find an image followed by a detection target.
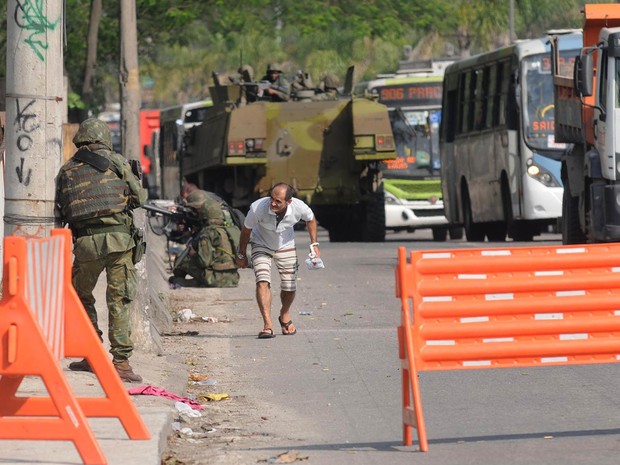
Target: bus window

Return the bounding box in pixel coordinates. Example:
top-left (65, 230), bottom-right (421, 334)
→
top-left (485, 66), bottom-right (497, 129)
top-left (522, 51), bottom-right (575, 151)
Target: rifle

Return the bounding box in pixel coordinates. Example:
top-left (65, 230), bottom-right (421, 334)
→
top-left (143, 201), bottom-right (203, 270)
top-left (143, 202), bottom-right (201, 242)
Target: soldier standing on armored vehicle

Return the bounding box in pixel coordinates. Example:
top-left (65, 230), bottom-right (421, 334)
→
top-left (260, 63), bottom-right (290, 102)
top-left (55, 118), bottom-right (147, 382)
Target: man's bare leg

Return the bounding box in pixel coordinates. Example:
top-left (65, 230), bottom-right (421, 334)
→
top-left (256, 281), bottom-right (273, 331)
top-left (279, 290), bottom-right (296, 333)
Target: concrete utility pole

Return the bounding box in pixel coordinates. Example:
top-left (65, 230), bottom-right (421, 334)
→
top-left (5, 1), bottom-right (65, 239)
top-left (120, 0), bottom-right (140, 161)
top-left (120, 0), bottom-right (159, 354)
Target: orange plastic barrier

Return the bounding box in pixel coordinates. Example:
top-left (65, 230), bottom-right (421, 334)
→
top-left (395, 243), bottom-right (620, 452)
top-left (0, 229), bottom-right (150, 464)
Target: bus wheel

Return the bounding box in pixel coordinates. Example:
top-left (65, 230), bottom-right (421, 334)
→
top-left (485, 222), bottom-right (507, 242)
top-left (562, 181), bottom-right (586, 244)
top-left (510, 223), bottom-right (535, 242)
top-left (432, 227), bottom-right (448, 242)
top-left (462, 188), bottom-right (485, 241)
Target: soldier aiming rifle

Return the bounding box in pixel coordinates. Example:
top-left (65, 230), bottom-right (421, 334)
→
top-left (144, 184), bottom-right (243, 288)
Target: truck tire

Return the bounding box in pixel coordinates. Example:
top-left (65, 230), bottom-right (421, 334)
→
top-left (360, 191), bottom-right (386, 242)
top-left (562, 184), bottom-right (586, 244)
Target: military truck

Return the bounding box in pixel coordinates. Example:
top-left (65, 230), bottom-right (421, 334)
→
top-left (552, 4), bottom-right (620, 243)
top-left (180, 67), bottom-right (397, 242)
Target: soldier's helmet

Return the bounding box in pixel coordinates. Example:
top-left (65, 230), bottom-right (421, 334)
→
top-left (267, 63), bottom-right (283, 74)
top-left (238, 64), bottom-right (255, 82)
top-left (323, 73), bottom-right (340, 90)
top-left (72, 118), bottom-right (113, 150)
top-left (185, 190), bottom-right (208, 209)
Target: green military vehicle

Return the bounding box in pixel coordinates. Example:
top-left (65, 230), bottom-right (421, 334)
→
top-left (180, 67), bottom-right (397, 242)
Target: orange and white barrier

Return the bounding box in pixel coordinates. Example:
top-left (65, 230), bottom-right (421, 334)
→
top-left (395, 243), bottom-right (620, 451)
top-left (0, 229), bottom-right (150, 464)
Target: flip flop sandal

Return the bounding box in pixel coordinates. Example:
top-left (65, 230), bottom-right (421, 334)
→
top-left (258, 328), bottom-right (276, 339)
top-left (279, 316), bottom-right (297, 335)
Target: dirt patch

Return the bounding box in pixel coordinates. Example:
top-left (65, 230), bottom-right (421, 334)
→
top-left (160, 286), bottom-right (295, 465)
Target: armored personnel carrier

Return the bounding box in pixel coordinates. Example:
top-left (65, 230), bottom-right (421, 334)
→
top-left (180, 67), bottom-right (396, 242)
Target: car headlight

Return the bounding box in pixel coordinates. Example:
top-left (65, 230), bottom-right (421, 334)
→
top-left (384, 191), bottom-right (402, 205)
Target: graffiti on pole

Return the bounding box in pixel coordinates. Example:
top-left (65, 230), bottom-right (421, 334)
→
top-left (14, 0), bottom-right (60, 62)
top-left (13, 98), bottom-right (38, 186)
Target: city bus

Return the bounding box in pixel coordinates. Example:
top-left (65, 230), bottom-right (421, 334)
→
top-left (439, 32), bottom-right (581, 241)
top-left (355, 59), bottom-right (461, 241)
top-left (158, 99), bottom-right (212, 199)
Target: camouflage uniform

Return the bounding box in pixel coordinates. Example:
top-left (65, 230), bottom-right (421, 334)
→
top-left (55, 118), bottom-right (147, 380)
top-left (261, 64), bottom-right (291, 102)
top-left (312, 73), bottom-right (340, 101)
top-left (173, 190), bottom-right (240, 287)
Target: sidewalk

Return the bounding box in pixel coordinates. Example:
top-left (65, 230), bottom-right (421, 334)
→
top-left (0, 232), bottom-right (188, 465)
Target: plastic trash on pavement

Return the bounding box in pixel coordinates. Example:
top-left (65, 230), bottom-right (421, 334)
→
top-left (175, 401), bottom-right (202, 417)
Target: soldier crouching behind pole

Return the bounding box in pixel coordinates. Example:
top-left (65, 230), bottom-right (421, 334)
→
top-left (169, 183), bottom-right (241, 288)
top-left (55, 118), bottom-right (147, 383)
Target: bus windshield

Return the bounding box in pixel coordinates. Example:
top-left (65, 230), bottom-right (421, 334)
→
top-left (382, 109), bottom-right (441, 178)
top-left (522, 50), bottom-right (576, 152)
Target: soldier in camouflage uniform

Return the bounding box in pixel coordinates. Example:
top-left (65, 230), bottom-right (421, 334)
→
top-left (171, 184), bottom-right (240, 287)
top-left (260, 64), bottom-right (291, 102)
top-left (55, 118), bottom-right (147, 382)
top-left (312, 73), bottom-right (340, 101)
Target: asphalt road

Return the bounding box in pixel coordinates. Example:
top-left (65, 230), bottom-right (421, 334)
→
top-left (215, 228), bottom-right (620, 465)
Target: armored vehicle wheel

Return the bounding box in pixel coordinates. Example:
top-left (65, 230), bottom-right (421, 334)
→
top-left (328, 224), bottom-right (350, 243)
top-left (360, 191), bottom-right (386, 242)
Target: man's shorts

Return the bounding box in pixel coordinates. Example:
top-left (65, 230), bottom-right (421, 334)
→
top-left (250, 243), bottom-right (298, 291)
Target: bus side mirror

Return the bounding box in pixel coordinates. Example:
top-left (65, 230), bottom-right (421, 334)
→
top-left (574, 54), bottom-right (593, 97)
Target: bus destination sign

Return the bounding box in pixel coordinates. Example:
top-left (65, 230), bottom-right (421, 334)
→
top-left (377, 82), bottom-right (442, 107)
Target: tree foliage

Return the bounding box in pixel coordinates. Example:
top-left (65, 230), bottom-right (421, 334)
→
top-left (0, 0), bottom-right (614, 110)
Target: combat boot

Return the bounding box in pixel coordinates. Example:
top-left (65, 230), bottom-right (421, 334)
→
top-left (113, 360), bottom-right (143, 383)
top-left (68, 358), bottom-right (92, 372)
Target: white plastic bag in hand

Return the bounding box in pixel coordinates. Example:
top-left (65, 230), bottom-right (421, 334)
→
top-left (305, 244), bottom-right (325, 270)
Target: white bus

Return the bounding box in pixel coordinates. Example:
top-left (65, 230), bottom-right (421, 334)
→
top-left (355, 59), bottom-right (463, 241)
top-left (439, 32), bottom-right (582, 241)
top-left (158, 99), bottom-right (212, 200)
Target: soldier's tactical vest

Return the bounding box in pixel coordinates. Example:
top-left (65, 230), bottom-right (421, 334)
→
top-left (58, 150), bottom-right (129, 223)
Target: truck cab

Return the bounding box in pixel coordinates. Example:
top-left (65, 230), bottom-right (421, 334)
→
top-left (554, 4), bottom-right (620, 243)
